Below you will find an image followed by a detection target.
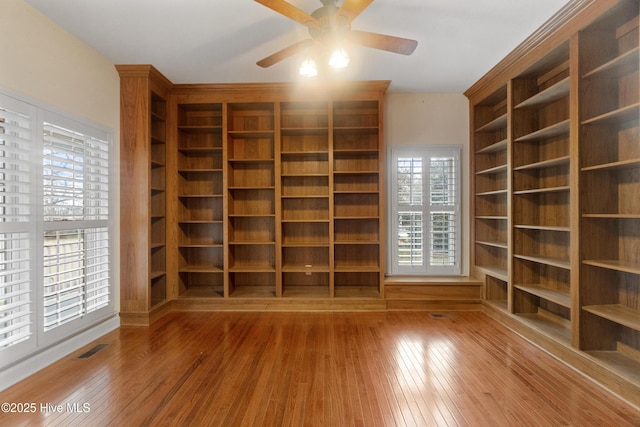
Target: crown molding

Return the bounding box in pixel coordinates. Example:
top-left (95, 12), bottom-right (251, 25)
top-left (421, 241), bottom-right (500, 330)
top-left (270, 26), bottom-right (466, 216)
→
top-left (464, 0), bottom-right (620, 102)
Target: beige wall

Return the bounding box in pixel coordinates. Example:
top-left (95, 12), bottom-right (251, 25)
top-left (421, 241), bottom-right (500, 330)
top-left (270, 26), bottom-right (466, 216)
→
top-left (1, 0), bottom-right (121, 307)
top-left (385, 93), bottom-right (470, 275)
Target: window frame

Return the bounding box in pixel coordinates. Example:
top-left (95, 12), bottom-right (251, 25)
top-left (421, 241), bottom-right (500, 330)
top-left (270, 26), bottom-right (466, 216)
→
top-left (388, 145), bottom-right (462, 276)
top-left (0, 90), bottom-right (115, 368)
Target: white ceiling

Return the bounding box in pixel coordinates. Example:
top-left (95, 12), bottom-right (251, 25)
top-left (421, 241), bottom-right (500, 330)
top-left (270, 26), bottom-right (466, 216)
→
top-left (25, 0), bottom-right (568, 93)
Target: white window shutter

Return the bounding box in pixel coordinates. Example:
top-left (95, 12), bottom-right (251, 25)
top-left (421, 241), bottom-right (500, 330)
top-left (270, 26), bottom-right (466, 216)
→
top-left (0, 96), bottom-right (36, 355)
top-left (41, 120), bottom-right (111, 334)
top-left (0, 91), bottom-right (113, 368)
top-left (390, 147), bottom-right (461, 275)
top-left (428, 156), bottom-right (458, 270)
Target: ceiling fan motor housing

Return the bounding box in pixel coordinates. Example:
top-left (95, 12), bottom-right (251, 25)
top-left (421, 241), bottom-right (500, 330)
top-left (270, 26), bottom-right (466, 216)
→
top-left (309, 5), bottom-right (350, 39)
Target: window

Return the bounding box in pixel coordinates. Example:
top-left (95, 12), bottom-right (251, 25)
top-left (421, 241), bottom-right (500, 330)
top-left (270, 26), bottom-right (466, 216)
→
top-left (42, 120), bottom-right (111, 333)
top-left (0, 92), bottom-right (113, 368)
top-left (0, 96), bottom-right (35, 364)
top-left (390, 146), bottom-right (461, 275)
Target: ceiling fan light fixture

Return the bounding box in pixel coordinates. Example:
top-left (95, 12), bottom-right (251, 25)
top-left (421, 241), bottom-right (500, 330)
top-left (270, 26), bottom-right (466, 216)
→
top-left (328, 47), bottom-right (349, 69)
top-left (255, 0), bottom-right (417, 70)
top-left (299, 57), bottom-right (318, 77)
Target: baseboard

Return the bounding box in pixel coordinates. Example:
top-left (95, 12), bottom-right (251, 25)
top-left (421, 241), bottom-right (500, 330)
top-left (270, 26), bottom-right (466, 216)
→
top-left (0, 314), bottom-right (120, 392)
top-left (172, 297), bottom-right (388, 312)
top-left (481, 303), bottom-right (640, 411)
top-left (386, 300), bottom-right (482, 311)
top-left (119, 299), bottom-right (174, 326)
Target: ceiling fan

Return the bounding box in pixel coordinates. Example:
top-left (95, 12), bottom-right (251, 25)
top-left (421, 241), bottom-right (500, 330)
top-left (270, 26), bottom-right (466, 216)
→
top-left (255, 0), bottom-right (418, 68)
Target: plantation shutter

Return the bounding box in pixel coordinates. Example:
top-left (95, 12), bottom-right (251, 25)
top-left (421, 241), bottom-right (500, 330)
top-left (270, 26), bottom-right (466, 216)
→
top-left (42, 120), bottom-right (111, 332)
top-left (0, 96), bottom-right (36, 354)
top-left (0, 91), bottom-right (113, 369)
top-left (396, 157), bottom-right (424, 267)
top-left (428, 156), bottom-right (458, 271)
top-left (390, 146), bottom-right (460, 275)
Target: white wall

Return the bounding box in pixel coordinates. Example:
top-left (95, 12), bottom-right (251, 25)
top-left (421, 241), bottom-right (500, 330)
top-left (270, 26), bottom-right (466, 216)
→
top-left (0, 0), bottom-right (120, 389)
top-left (385, 93), bottom-right (470, 275)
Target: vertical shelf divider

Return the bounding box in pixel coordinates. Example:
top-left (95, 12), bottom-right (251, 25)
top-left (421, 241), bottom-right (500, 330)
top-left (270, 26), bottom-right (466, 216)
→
top-left (274, 102), bottom-right (282, 298)
top-left (328, 101), bottom-right (336, 298)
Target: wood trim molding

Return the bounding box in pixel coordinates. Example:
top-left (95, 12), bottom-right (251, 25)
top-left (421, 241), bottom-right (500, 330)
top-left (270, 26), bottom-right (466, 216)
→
top-left (119, 300), bottom-right (174, 326)
top-left (115, 64), bottom-right (174, 91)
top-left (464, 0), bottom-right (619, 102)
top-left (171, 80), bottom-right (391, 102)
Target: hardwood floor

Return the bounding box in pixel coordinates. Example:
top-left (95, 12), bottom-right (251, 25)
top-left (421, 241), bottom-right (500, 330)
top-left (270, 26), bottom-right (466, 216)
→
top-left (1, 311), bottom-right (639, 426)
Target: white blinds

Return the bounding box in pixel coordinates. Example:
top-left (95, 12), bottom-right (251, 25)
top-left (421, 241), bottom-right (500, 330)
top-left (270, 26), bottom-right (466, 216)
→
top-left (42, 121), bottom-right (111, 332)
top-left (0, 233), bottom-right (32, 348)
top-left (43, 122), bottom-right (110, 221)
top-left (430, 157), bottom-right (456, 207)
top-left (430, 212), bottom-right (457, 266)
top-left (42, 228), bottom-right (110, 331)
top-left (391, 147), bottom-right (460, 275)
top-left (0, 100), bottom-right (34, 350)
top-left (0, 92), bottom-right (113, 368)
top-left (397, 211), bottom-right (423, 267)
top-left (397, 157), bottom-right (424, 266)
top-left (0, 106), bottom-right (32, 222)
top-left (429, 157), bottom-right (457, 267)
top-left (397, 157), bottom-right (423, 206)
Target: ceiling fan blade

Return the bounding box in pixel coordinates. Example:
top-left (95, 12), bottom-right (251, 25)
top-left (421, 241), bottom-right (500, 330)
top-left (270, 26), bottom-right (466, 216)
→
top-left (257, 39), bottom-right (316, 68)
top-left (255, 0), bottom-right (319, 29)
top-left (336, 0), bottom-right (374, 22)
top-left (350, 30), bottom-right (418, 55)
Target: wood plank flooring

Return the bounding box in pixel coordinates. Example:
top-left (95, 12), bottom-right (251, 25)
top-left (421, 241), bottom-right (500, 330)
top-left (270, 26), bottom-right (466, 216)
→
top-left (1, 311), bottom-right (639, 426)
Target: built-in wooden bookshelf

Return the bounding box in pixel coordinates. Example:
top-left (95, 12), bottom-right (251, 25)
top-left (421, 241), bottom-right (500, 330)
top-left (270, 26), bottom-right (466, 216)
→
top-left (333, 100), bottom-right (382, 297)
top-left (177, 103), bottom-right (224, 297)
top-left (578, 0), bottom-right (640, 385)
top-left (117, 65), bottom-right (173, 325)
top-left (511, 40), bottom-right (573, 345)
top-left (226, 102), bottom-right (278, 298)
top-left (280, 101), bottom-right (331, 298)
top-left (472, 85), bottom-right (509, 309)
top-left (466, 0), bottom-right (640, 408)
top-left (129, 83), bottom-right (386, 303)
top-left (149, 92), bottom-right (168, 308)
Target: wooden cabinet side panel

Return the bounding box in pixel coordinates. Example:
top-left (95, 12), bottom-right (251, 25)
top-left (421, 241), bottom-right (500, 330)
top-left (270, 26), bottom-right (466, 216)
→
top-left (119, 76), bottom-right (151, 313)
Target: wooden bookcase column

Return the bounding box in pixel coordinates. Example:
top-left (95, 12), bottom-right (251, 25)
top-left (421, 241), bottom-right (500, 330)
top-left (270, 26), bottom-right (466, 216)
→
top-left (116, 65), bottom-right (174, 325)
